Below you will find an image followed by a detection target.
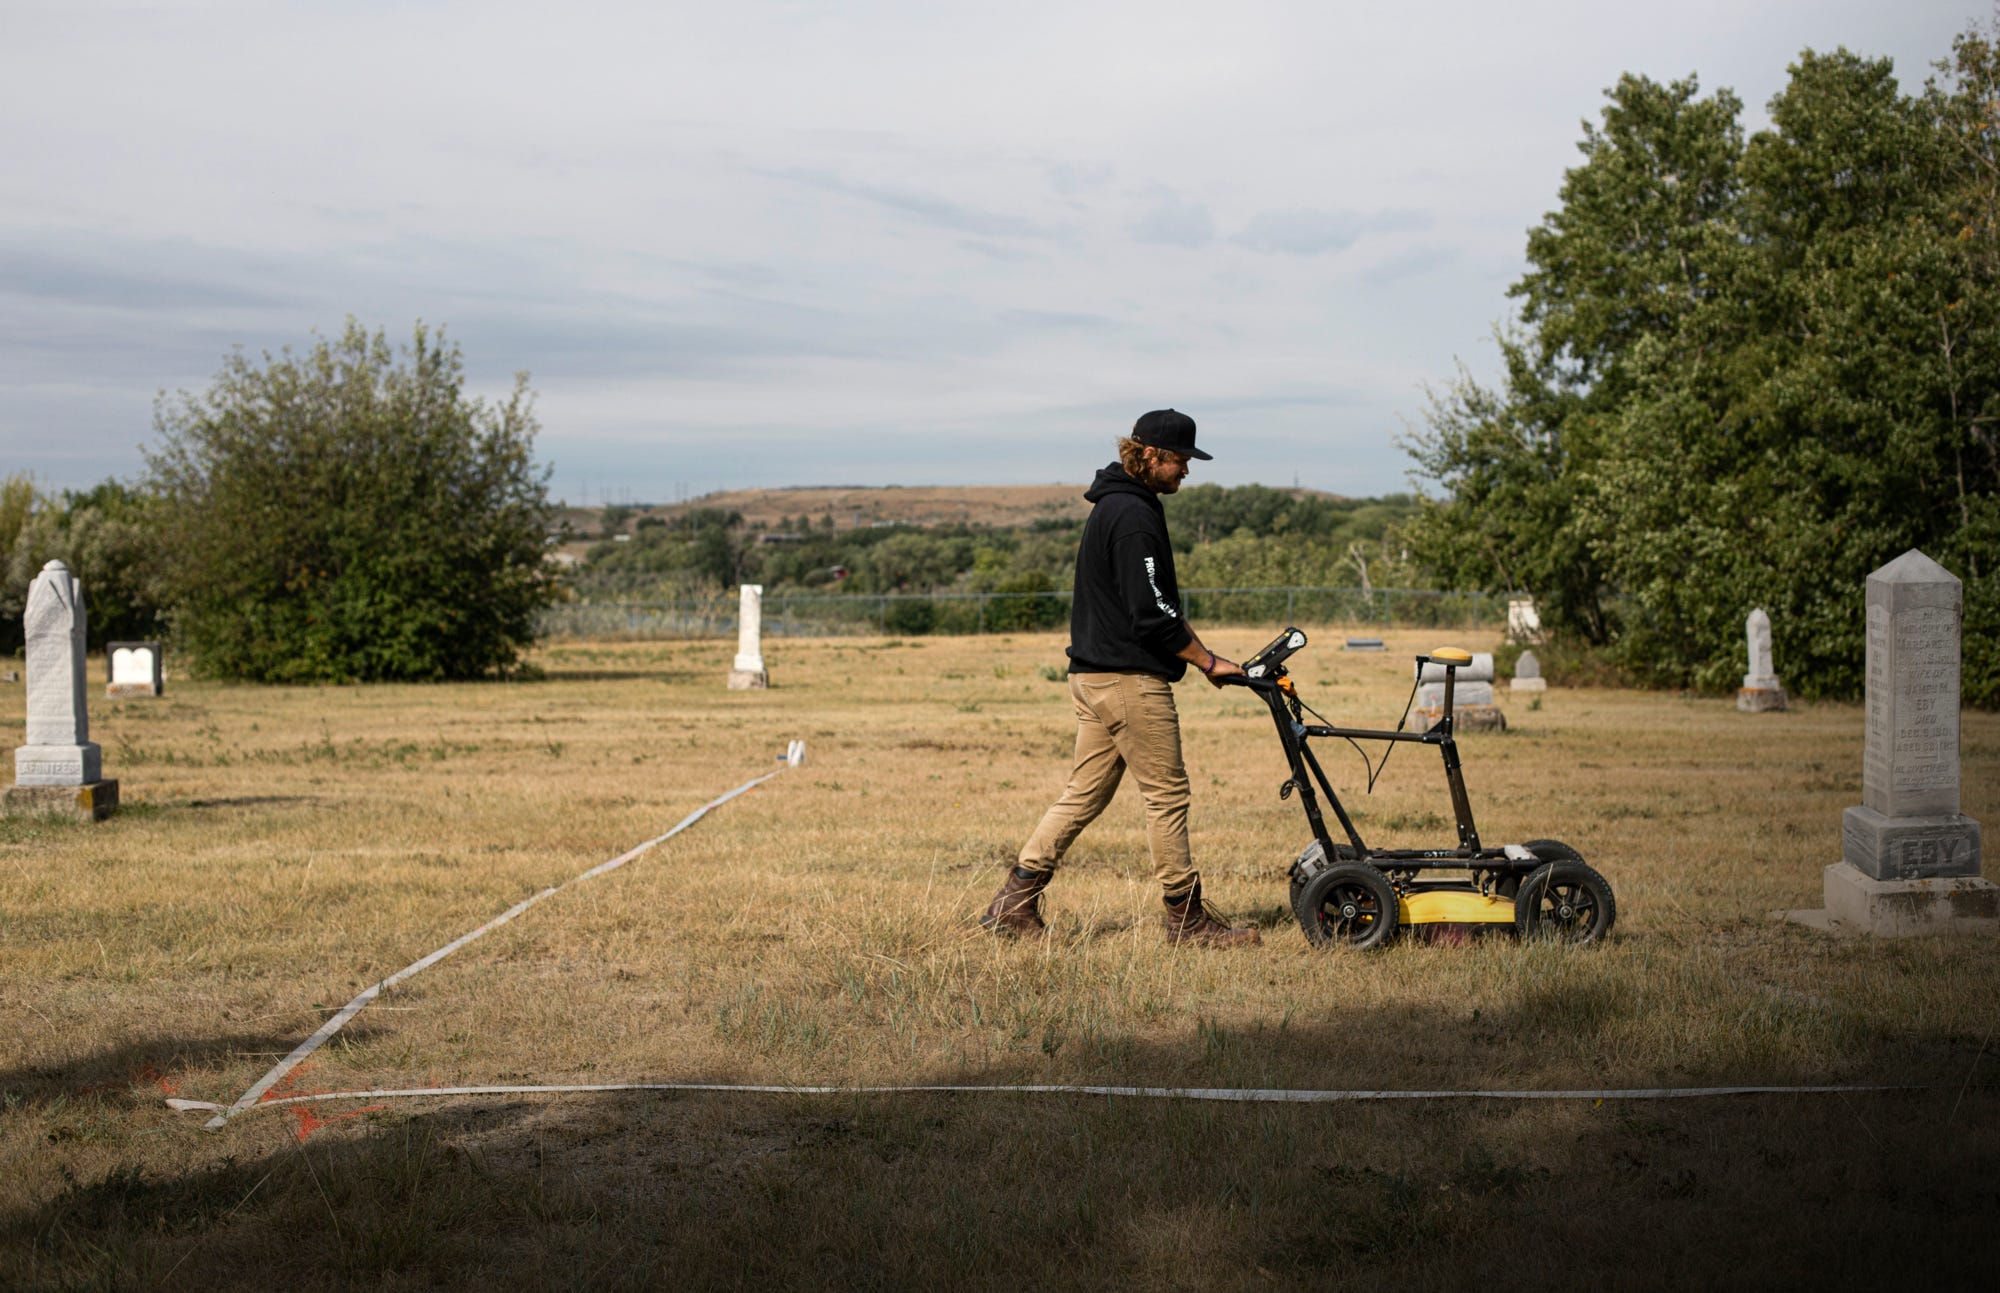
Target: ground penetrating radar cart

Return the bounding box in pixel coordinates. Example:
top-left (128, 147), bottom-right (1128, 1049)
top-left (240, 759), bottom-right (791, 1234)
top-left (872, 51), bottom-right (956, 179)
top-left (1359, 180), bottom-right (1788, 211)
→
top-left (1221, 628), bottom-right (1615, 949)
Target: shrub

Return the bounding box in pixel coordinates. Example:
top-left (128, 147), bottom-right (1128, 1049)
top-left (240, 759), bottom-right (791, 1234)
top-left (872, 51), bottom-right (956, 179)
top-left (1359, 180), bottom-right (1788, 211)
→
top-left (146, 321), bottom-right (557, 682)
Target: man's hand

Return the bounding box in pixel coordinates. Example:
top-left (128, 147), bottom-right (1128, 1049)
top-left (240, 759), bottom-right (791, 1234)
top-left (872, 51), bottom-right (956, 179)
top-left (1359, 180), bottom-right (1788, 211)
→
top-left (1176, 633), bottom-right (1245, 688)
top-left (1200, 654), bottom-right (1245, 689)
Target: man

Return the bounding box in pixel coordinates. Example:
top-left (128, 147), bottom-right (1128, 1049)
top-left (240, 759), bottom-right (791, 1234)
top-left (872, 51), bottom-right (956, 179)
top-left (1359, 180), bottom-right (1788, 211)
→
top-left (981, 409), bottom-right (1260, 948)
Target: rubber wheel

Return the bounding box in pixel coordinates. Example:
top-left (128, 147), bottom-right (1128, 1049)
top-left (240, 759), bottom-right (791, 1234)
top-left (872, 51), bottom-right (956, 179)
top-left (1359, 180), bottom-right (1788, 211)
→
top-left (1296, 862), bottom-right (1400, 949)
top-left (1514, 860), bottom-right (1616, 944)
top-left (1289, 840), bottom-right (1358, 920)
top-left (1496, 839), bottom-right (1584, 900)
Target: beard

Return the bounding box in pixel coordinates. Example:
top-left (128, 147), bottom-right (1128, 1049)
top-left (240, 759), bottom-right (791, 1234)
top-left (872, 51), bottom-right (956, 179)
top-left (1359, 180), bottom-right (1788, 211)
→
top-left (1140, 458), bottom-right (1183, 493)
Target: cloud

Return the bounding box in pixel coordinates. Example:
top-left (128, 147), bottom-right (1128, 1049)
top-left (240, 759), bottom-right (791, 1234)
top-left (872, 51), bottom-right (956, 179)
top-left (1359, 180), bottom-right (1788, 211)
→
top-left (1234, 207), bottom-right (1433, 256)
top-left (1046, 160), bottom-right (1113, 198)
top-left (0, 1), bottom-right (1969, 499)
top-left (1357, 242), bottom-right (1462, 286)
top-left (1129, 190), bottom-right (1215, 248)
top-left (754, 166), bottom-right (1057, 241)
top-left (997, 308), bottom-right (1121, 331)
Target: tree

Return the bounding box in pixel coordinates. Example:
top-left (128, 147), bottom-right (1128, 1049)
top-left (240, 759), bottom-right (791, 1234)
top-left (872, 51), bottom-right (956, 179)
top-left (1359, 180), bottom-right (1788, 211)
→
top-left (3, 480), bottom-right (167, 648)
top-left (1405, 73), bottom-right (1748, 646)
top-left (1, 476), bottom-right (167, 653)
top-left (147, 321), bottom-right (558, 682)
top-left (1404, 33), bottom-right (2000, 705)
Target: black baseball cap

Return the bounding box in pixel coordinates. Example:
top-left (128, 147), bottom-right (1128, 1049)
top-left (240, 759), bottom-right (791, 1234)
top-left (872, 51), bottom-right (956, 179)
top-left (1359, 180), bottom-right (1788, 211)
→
top-left (1132, 408), bottom-right (1211, 460)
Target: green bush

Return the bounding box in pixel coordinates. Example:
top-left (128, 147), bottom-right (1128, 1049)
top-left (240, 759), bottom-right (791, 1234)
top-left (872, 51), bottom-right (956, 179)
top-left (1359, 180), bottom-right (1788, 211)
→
top-left (146, 321), bottom-right (557, 682)
top-left (883, 598), bottom-right (936, 635)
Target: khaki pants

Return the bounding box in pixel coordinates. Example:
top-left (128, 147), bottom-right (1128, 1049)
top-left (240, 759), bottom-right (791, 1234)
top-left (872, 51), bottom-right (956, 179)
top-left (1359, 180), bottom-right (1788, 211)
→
top-left (1018, 671), bottom-right (1195, 897)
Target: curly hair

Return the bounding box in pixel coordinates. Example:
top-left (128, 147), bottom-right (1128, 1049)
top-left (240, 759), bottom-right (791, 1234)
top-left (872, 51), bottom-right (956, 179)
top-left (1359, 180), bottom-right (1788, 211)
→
top-left (1116, 435), bottom-right (1149, 476)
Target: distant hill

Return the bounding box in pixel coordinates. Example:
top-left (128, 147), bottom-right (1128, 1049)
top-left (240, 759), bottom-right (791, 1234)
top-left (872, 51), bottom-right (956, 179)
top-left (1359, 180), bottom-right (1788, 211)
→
top-left (592, 482), bottom-right (1352, 535)
top-left (637, 484), bottom-right (1089, 532)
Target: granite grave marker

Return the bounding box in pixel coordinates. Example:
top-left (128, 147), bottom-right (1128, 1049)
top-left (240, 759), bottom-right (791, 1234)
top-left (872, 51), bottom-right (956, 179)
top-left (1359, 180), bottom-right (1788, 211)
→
top-left (727, 583), bottom-right (769, 690)
top-left (1790, 550), bottom-right (1992, 936)
top-left (7, 560), bottom-right (118, 819)
top-left (107, 640), bottom-right (164, 698)
top-left (1736, 608), bottom-right (1787, 712)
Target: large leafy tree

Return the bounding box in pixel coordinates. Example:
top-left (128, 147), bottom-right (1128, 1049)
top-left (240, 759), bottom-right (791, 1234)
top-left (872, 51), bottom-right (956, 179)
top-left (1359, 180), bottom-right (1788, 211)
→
top-left (1, 479), bottom-right (166, 651)
top-left (148, 321), bottom-right (558, 681)
top-left (1406, 32), bottom-right (2000, 705)
top-left (1406, 74), bottom-right (1746, 646)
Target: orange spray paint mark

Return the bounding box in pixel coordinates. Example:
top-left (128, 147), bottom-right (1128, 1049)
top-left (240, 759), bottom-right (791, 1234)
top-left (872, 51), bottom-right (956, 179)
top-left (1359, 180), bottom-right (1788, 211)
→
top-left (290, 1103), bottom-right (386, 1142)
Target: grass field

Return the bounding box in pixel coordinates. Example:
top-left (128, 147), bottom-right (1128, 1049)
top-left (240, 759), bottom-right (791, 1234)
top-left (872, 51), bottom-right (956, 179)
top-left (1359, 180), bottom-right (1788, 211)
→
top-left (3, 629), bottom-right (1998, 1289)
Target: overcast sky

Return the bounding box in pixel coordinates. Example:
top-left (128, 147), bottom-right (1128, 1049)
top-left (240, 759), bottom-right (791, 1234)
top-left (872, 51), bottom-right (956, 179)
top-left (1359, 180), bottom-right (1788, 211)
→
top-left (1, 1), bottom-right (1984, 503)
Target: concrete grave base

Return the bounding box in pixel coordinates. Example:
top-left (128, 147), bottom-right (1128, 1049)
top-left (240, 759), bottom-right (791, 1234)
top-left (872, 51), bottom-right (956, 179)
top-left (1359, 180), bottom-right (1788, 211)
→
top-left (1783, 861), bottom-right (2000, 937)
top-left (726, 669), bottom-right (769, 690)
top-left (1736, 686), bottom-right (1787, 712)
top-left (1842, 804), bottom-right (1980, 879)
top-left (1510, 677), bottom-right (1547, 693)
top-left (15, 742), bottom-right (101, 786)
top-left (106, 682), bottom-right (161, 699)
top-left (4, 779), bottom-right (119, 821)
top-left (1413, 705), bottom-right (1507, 733)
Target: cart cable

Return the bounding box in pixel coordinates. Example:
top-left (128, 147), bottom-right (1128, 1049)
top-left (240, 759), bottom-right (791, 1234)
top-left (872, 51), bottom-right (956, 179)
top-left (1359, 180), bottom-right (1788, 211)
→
top-left (1300, 675), bottom-right (1421, 796)
top-left (167, 1079), bottom-right (1933, 1122)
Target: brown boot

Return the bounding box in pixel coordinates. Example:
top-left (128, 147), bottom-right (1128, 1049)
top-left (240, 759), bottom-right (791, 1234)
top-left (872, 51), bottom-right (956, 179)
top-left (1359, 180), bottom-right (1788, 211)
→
top-left (981, 866), bottom-right (1053, 936)
top-left (1163, 880), bottom-right (1261, 948)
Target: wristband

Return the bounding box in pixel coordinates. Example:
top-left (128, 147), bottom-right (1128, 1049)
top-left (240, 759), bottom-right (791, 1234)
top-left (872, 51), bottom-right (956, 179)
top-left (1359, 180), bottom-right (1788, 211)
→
top-left (1199, 651), bottom-right (1219, 676)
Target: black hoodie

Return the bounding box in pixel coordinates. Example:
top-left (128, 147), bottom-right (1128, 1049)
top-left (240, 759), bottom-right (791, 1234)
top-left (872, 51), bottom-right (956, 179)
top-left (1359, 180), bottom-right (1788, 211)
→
top-left (1067, 463), bottom-right (1194, 679)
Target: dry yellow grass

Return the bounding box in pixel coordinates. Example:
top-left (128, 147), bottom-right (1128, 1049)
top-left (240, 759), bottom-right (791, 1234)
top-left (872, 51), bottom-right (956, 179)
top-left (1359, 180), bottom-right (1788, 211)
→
top-left (3, 629), bottom-right (1997, 1289)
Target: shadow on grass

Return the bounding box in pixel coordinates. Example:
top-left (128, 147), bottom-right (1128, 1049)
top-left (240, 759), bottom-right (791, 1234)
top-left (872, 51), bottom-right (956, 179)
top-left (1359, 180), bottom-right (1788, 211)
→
top-left (7, 1015), bottom-right (2000, 1289)
top-left (0, 1029), bottom-right (382, 1112)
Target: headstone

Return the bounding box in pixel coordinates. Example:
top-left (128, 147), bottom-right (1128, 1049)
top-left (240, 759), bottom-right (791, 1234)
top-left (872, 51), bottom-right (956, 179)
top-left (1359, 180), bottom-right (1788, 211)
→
top-left (1412, 654), bottom-right (1505, 732)
top-left (1785, 550), bottom-right (1992, 936)
top-left (1416, 680), bottom-right (1496, 709)
top-left (1511, 650), bottom-right (1546, 693)
top-left (1344, 637), bottom-right (1386, 652)
top-left (1419, 653), bottom-right (1493, 683)
top-left (106, 640), bottom-right (164, 698)
top-left (6, 561), bottom-right (118, 820)
top-left (1507, 599), bottom-right (1542, 644)
top-left (726, 584), bottom-right (769, 690)
top-left (1736, 608), bottom-right (1787, 712)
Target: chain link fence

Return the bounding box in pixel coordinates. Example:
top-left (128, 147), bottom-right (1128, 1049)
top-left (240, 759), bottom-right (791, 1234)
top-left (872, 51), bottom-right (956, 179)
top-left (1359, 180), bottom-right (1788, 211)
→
top-left (539, 587), bottom-right (1516, 639)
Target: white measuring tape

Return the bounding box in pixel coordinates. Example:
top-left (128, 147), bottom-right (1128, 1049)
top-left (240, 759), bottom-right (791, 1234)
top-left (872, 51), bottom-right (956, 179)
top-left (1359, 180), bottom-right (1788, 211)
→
top-left (171, 1080), bottom-right (1910, 1119)
top-left (200, 751), bottom-right (802, 1130)
top-left (183, 738), bottom-right (1916, 1128)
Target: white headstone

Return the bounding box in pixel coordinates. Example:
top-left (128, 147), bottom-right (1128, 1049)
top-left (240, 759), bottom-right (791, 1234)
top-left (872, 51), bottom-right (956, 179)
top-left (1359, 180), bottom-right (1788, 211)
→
top-left (1417, 680), bottom-right (1496, 709)
top-left (1853, 553), bottom-right (1970, 826)
top-left (727, 584), bottom-right (769, 689)
top-left (1743, 609), bottom-right (1778, 688)
top-left (109, 647), bottom-right (151, 685)
top-left (1811, 550), bottom-right (1991, 935)
top-left (1418, 653), bottom-right (1494, 683)
top-left (1736, 607), bottom-right (1787, 711)
top-left (1511, 649), bottom-right (1546, 692)
top-left (1506, 599), bottom-right (1541, 644)
top-left (107, 641), bottom-right (164, 698)
top-left (15, 560), bottom-right (102, 786)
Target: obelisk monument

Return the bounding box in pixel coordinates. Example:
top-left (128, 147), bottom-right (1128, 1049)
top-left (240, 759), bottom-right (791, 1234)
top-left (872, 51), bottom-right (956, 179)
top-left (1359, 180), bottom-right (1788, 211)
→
top-left (1797, 550), bottom-right (1992, 935)
top-left (1736, 608), bottom-right (1787, 711)
top-left (727, 584), bottom-right (769, 690)
top-left (7, 560), bottom-right (119, 819)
